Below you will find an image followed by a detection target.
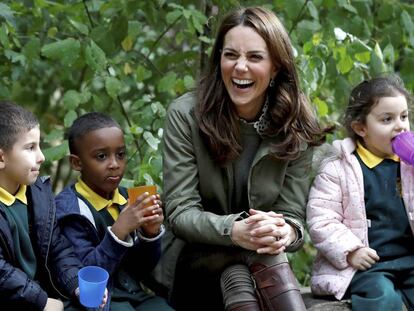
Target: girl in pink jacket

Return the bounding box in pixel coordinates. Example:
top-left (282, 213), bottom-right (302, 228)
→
top-left (307, 75), bottom-right (414, 311)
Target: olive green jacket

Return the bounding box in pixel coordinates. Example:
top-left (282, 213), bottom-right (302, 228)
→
top-left (156, 92), bottom-right (313, 290)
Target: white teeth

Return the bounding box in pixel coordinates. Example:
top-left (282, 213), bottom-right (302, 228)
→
top-left (233, 78), bottom-right (253, 85)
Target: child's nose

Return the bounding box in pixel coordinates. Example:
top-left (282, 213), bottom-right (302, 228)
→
top-left (37, 149), bottom-right (45, 164)
top-left (395, 119), bottom-right (408, 132)
top-left (108, 156), bottom-right (120, 169)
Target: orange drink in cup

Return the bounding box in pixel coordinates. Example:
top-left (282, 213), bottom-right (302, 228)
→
top-left (127, 185), bottom-right (157, 207)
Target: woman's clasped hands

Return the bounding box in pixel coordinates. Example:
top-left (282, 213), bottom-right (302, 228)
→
top-left (231, 208), bottom-right (296, 255)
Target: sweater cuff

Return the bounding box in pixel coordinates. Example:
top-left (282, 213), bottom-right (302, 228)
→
top-left (137, 224), bottom-right (165, 242)
top-left (107, 226), bottom-right (134, 247)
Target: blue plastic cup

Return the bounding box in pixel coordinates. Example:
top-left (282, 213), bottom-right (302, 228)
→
top-left (78, 266), bottom-right (109, 308)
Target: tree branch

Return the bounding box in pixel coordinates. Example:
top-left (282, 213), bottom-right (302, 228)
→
top-left (82, 0), bottom-right (95, 27)
top-left (289, 0), bottom-right (310, 35)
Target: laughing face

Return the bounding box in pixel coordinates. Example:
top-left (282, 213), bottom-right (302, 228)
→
top-left (220, 25), bottom-right (277, 120)
top-left (70, 127), bottom-right (126, 199)
top-left (0, 126), bottom-right (45, 195)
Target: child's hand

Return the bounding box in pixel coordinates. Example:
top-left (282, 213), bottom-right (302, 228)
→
top-left (141, 195), bottom-right (164, 237)
top-left (75, 287), bottom-right (108, 310)
top-left (44, 298), bottom-right (64, 311)
top-left (111, 193), bottom-right (161, 240)
top-left (99, 288), bottom-right (108, 309)
top-left (347, 247), bottom-right (379, 270)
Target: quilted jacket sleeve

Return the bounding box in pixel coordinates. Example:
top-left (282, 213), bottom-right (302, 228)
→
top-left (0, 244), bottom-right (47, 310)
top-left (306, 161), bottom-right (364, 270)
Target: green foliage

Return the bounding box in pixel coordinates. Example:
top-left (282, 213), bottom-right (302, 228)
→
top-left (1, 0), bottom-right (414, 285)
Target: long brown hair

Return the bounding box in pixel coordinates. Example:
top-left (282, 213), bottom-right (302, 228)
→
top-left (196, 7), bottom-right (329, 165)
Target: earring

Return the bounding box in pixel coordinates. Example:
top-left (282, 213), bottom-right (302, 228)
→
top-left (269, 78), bottom-right (274, 87)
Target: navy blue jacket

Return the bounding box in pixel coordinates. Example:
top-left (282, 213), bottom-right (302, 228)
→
top-left (55, 185), bottom-right (161, 291)
top-left (0, 177), bottom-right (82, 310)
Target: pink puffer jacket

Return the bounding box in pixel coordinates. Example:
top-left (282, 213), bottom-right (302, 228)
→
top-left (307, 138), bottom-right (414, 300)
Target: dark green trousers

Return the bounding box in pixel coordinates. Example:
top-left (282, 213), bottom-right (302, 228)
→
top-left (349, 255), bottom-right (414, 311)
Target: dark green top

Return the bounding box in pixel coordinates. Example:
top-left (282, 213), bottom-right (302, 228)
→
top-left (232, 121), bottom-right (261, 213)
top-left (355, 153), bottom-right (414, 260)
top-left (1, 200), bottom-right (37, 279)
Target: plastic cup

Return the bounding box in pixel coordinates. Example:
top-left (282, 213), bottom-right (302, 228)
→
top-left (392, 131), bottom-right (414, 165)
top-left (127, 185), bottom-right (157, 206)
top-left (78, 266), bottom-right (109, 308)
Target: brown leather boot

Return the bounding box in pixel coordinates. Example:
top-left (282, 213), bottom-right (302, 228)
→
top-left (250, 262), bottom-right (306, 311)
top-left (228, 301), bottom-right (261, 311)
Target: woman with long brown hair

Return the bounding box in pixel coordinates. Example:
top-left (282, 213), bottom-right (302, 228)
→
top-left (159, 6), bottom-right (328, 311)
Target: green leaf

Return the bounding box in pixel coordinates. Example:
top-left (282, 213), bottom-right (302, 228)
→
top-left (143, 131), bottom-right (160, 150)
top-left (22, 38), bottom-right (41, 61)
top-left (41, 38), bottom-right (80, 65)
top-left (4, 50), bottom-right (26, 65)
top-left (68, 19), bottom-right (89, 35)
top-left (354, 51), bottom-right (370, 64)
top-left (337, 54), bottom-right (353, 74)
top-left (166, 10), bottom-right (181, 24)
top-left (313, 97), bottom-right (329, 117)
top-left (63, 90), bottom-right (82, 109)
top-left (191, 14), bottom-right (203, 34)
top-left (85, 40), bottom-right (107, 71)
top-left (0, 23), bottom-right (9, 48)
top-left (184, 75), bottom-right (195, 90)
top-left (128, 21), bottom-right (141, 38)
top-left (120, 178), bottom-right (135, 189)
top-left (43, 142), bottom-right (68, 162)
top-left (401, 10), bottom-right (414, 35)
top-left (383, 43), bottom-right (395, 65)
top-left (337, 0), bottom-right (357, 14)
top-left (307, 2), bottom-right (319, 20)
top-left (64, 110), bottom-right (78, 128)
top-left (0, 4), bottom-right (15, 27)
top-left (105, 76), bottom-right (122, 99)
top-left (136, 65), bottom-right (152, 82)
top-left (157, 72), bottom-right (177, 93)
top-left (370, 42), bottom-right (386, 76)
top-left (43, 129), bottom-right (64, 144)
top-left (143, 173), bottom-right (154, 186)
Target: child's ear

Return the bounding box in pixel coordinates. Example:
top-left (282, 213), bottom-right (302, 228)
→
top-left (0, 149), bottom-right (5, 170)
top-left (351, 121), bottom-right (367, 138)
top-left (69, 154), bottom-right (82, 171)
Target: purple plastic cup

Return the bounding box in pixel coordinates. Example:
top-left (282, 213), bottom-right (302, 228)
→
top-left (392, 131), bottom-right (414, 165)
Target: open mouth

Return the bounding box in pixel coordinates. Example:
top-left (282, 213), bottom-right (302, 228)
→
top-left (232, 78), bottom-right (254, 89)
